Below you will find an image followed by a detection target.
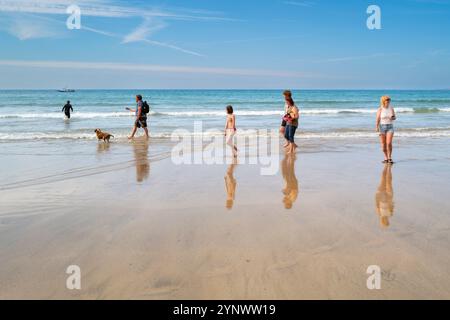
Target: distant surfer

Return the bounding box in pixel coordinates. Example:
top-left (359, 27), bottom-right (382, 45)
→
top-left (62, 100), bottom-right (73, 119)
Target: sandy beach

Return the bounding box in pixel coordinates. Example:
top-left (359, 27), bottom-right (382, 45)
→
top-left (1, 136), bottom-right (449, 300)
top-left (1, 0), bottom-right (449, 305)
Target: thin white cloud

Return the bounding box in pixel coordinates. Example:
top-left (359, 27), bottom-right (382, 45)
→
top-left (312, 53), bottom-right (398, 63)
top-left (122, 19), bottom-right (167, 44)
top-left (81, 24), bottom-right (116, 37)
top-left (283, 1), bottom-right (315, 7)
top-left (0, 59), bottom-right (323, 78)
top-left (6, 11), bottom-right (204, 57)
top-left (412, 0), bottom-right (450, 4)
top-left (184, 35), bottom-right (306, 46)
top-left (0, 0), bottom-right (219, 56)
top-left (0, 0), bottom-right (128, 17)
top-left (427, 48), bottom-right (447, 56)
top-left (0, 0), bottom-right (231, 20)
top-left (100, 18), bottom-right (204, 57)
top-left (136, 39), bottom-right (205, 57)
top-left (0, 14), bottom-right (61, 40)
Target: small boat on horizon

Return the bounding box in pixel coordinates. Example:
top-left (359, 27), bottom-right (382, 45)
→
top-left (58, 88), bottom-right (75, 93)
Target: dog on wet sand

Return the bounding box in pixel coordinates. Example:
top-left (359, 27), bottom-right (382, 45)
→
top-left (95, 129), bottom-right (114, 142)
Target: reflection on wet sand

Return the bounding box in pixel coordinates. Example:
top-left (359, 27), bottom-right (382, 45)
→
top-left (133, 139), bottom-right (150, 183)
top-left (375, 164), bottom-right (395, 228)
top-left (224, 160), bottom-right (237, 209)
top-left (281, 154), bottom-right (299, 209)
top-left (97, 142), bottom-right (111, 153)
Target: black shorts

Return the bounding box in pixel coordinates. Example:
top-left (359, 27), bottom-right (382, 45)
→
top-left (135, 118), bottom-right (147, 128)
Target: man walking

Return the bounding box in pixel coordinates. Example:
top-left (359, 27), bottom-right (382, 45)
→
top-left (126, 95), bottom-right (149, 139)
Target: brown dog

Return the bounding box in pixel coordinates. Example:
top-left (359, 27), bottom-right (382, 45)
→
top-left (95, 129), bottom-right (114, 142)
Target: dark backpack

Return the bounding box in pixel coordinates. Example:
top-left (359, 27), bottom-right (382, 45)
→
top-left (142, 101), bottom-right (150, 114)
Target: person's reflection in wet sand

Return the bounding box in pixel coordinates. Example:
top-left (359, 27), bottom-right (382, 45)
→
top-left (281, 154), bottom-right (299, 209)
top-left (375, 164), bottom-right (395, 228)
top-left (224, 159), bottom-right (237, 210)
top-left (133, 139), bottom-right (150, 183)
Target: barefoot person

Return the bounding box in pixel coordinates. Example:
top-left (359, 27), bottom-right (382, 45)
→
top-left (225, 105), bottom-right (238, 157)
top-left (62, 100), bottom-right (73, 119)
top-left (280, 91), bottom-right (292, 147)
top-left (126, 95), bottom-right (149, 139)
top-left (283, 92), bottom-right (299, 154)
top-left (376, 96), bottom-right (396, 163)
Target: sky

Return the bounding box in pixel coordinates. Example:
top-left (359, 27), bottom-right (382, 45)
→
top-left (0, 0), bottom-right (449, 89)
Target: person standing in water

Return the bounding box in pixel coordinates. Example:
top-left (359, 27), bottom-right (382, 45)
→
top-left (283, 91), bottom-right (299, 154)
top-left (225, 105), bottom-right (238, 157)
top-left (376, 96), bottom-right (396, 164)
top-left (280, 90), bottom-right (293, 147)
top-left (62, 100), bottom-right (73, 119)
top-left (126, 94), bottom-right (149, 140)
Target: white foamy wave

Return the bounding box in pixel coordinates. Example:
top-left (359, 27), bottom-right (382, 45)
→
top-left (155, 109), bottom-right (390, 116)
top-left (299, 131), bottom-right (450, 139)
top-left (156, 110), bottom-right (284, 117)
top-left (0, 112), bottom-right (132, 119)
top-left (151, 107), bottom-right (450, 116)
top-left (2, 128), bottom-right (450, 141)
top-left (0, 132), bottom-right (99, 140)
top-left (1, 107), bottom-right (449, 119)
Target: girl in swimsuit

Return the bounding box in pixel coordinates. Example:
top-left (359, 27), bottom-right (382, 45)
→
top-left (225, 105), bottom-right (238, 157)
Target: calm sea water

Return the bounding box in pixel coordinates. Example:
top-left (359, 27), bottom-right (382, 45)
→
top-left (0, 90), bottom-right (449, 141)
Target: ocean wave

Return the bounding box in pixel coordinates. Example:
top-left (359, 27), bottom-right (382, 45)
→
top-left (2, 128), bottom-right (450, 141)
top-left (0, 107), bottom-right (449, 119)
top-left (0, 112), bottom-right (132, 119)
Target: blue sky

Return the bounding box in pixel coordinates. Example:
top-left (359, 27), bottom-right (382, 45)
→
top-left (0, 0), bottom-right (449, 89)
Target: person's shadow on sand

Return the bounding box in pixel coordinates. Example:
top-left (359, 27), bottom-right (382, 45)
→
top-left (224, 159), bottom-right (238, 210)
top-left (281, 154), bottom-right (299, 210)
top-left (375, 164), bottom-right (395, 228)
top-left (133, 139), bottom-right (150, 183)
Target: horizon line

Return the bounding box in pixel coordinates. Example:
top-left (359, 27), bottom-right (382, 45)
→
top-left (0, 88), bottom-right (449, 91)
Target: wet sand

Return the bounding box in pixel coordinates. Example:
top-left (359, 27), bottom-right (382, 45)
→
top-left (0, 137), bottom-right (450, 299)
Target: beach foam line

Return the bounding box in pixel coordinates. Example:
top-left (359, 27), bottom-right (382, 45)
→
top-left (0, 112), bottom-right (132, 119)
top-left (1, 107), bottom-right (449, 119)
top-left (2, 128), bottom-right (450, 141)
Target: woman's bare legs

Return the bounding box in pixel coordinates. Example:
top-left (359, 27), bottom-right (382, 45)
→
top-left (280, 126), bottom-right (289, 148)
top-left (286, 142), bottom-right (294, 154)
top-left (379, 134), bottom-right (388, 161)
top-left (227, 133), bottom-right (238, 157)
top-left (386, 133), bottom-right (394, 161)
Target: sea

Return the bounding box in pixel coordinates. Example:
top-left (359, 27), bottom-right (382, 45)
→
top-left (0, 90), bottom-right (449, 141)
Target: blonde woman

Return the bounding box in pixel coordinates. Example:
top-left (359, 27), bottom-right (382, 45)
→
top-left (376, 96), bottom-right (396, 164)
